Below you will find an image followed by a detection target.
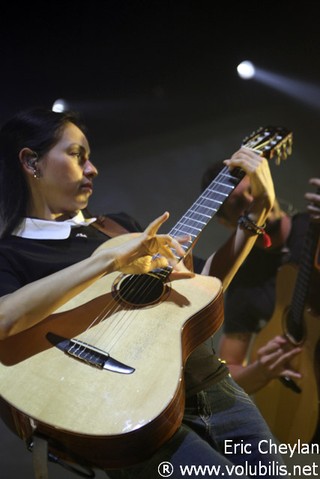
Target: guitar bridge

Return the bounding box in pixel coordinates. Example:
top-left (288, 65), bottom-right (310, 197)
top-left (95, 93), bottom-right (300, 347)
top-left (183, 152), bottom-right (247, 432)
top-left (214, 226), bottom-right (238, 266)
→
top-left (46, 332), bottom-right (135, 374)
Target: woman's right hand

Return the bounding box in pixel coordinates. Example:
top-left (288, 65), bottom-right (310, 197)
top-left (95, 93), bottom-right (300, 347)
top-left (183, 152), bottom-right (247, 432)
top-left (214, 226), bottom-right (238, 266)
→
top-left (99, 212), bottom-right (191, 275)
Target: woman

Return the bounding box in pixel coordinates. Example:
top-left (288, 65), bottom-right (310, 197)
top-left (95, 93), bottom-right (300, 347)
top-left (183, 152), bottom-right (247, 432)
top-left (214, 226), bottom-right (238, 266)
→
top-left (0, 109), bottom-right (190, 338)
top-left (0, 108), bottom-right (287, 478)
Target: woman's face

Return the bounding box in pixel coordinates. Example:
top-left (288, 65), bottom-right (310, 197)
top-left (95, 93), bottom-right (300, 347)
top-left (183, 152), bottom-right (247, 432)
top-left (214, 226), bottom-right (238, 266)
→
top-left (33, 122), bottom-right (98, 219)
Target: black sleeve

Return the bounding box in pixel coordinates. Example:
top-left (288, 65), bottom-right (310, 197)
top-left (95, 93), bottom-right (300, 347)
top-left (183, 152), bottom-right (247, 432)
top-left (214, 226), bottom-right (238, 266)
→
top-left (0, 254), bottom-right (24, 296)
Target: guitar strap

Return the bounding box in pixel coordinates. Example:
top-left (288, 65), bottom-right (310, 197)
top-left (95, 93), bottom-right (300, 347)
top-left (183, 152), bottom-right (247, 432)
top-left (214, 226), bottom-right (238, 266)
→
top-left (32, 436), bottom-right (49, 479)
top-left (92, 215), bottom-right (131, 237)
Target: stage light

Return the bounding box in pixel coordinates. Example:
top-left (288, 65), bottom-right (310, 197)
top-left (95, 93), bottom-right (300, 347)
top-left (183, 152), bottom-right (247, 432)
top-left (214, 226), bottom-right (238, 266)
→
top-left (52, 99), bottom-right (68, 112)
top-left (237, 61), bottom-right (255, 80)
top-left (236, 60), bottom-right (320, 110)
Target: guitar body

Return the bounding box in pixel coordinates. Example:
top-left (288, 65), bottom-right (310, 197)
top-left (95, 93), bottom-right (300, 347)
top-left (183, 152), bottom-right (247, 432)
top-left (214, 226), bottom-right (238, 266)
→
top-left (0, 235), bottom-right (224, 468)
top-left (249, 263), bottom-right (320, 445)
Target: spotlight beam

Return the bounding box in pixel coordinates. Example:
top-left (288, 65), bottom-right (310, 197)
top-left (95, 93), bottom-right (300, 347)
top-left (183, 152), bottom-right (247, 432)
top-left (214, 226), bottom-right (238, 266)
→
top-left (254, 68), bottom-right (320, 110)
top-left (237, 61), bottom-right (320, 111)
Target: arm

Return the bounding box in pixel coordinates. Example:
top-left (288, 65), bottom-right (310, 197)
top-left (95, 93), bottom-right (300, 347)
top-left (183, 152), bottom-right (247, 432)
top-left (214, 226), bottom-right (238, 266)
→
top-left (0, 212), bottom-right (188, 339)
top-left (202, 147), bottom-right (275, 290)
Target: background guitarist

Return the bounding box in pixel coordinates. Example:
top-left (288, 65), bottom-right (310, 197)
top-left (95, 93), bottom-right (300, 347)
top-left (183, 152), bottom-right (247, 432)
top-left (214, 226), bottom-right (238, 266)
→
top-left (201, 163), bottom-right (320, 396)
top-left (0, 108), bottom-right (288, 478)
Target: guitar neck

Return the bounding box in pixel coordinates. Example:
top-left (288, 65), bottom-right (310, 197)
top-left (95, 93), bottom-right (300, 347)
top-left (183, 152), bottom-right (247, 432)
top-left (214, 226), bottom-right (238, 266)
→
top-left (287, 220), bottom-right (320, 342)
top-left (154, 125), bottom-right (292, 277)
top-left (169, 166), bottom-right (245, 257)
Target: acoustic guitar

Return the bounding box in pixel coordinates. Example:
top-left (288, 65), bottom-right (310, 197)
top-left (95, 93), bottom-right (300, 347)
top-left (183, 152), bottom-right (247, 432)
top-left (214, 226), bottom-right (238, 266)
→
top-left (249, 217), bottom-right (320, 445)
top-left (0, 126), bottom-right (292, 468)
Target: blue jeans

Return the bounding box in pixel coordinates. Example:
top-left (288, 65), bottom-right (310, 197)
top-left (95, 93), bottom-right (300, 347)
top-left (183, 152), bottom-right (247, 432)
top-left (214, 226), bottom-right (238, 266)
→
top-left (106, 375), bottom-right (288, 478)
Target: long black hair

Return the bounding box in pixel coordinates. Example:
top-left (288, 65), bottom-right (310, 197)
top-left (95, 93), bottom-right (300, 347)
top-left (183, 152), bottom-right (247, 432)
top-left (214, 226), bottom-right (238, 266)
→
top-left (0, 108), bottom-right (87, 238)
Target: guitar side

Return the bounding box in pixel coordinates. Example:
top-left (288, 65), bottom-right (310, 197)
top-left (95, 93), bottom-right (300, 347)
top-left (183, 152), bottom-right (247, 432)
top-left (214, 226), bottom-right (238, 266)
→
top-left (249, 263), bottom-right (320, 445)
top-left (0, 235), bottom-right (224, 467)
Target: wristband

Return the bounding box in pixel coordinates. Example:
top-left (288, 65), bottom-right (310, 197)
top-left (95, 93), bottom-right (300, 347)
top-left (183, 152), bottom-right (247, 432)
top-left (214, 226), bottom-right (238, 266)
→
top-left (238, 212), bottom-right (272, 248)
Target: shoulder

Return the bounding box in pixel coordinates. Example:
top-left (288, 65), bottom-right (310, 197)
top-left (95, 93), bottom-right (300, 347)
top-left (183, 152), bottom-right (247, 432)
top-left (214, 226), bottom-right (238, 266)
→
top-left (0, 235), bottom-right (24, 250)
top-left (0, 236), bottom-right (29, 269)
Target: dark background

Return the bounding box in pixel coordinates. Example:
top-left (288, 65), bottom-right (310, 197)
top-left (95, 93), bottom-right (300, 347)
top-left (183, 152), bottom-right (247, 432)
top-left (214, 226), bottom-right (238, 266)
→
top-left (1, 2), bottom-right (320, 477)
top-left (1, 2), bottom-right (319, 251)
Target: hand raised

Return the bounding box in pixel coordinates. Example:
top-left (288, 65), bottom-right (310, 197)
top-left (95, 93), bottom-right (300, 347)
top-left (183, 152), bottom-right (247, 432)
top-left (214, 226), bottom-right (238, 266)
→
top-left (111, 212), bottom-right (190, 274)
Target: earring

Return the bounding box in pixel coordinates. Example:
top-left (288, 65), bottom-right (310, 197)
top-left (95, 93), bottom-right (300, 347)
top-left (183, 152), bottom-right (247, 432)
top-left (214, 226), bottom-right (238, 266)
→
top-left (33, 167), bottom-right (41, 179)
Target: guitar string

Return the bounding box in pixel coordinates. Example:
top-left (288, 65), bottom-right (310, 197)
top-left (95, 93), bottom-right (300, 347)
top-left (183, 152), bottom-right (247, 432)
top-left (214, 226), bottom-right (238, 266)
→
top-left (76, 262), bottom-right (183, 357)
top-left (102, 161), bottom-right (241, 350)
top-left (69, 130), bottom-right (290, 362)
top-left (68, 268), bottom-right (176, 359)
top-left (69, 164), bottom-right (235, 360)
top-left (69, 161), bottom-right (242, 364)
top-left (81, 274), bottom-right (165, 353)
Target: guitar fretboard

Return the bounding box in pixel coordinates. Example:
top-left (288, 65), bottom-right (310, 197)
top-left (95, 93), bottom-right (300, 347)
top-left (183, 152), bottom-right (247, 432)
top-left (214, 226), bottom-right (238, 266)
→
top-left (169, 166), bottom-right (245, 257)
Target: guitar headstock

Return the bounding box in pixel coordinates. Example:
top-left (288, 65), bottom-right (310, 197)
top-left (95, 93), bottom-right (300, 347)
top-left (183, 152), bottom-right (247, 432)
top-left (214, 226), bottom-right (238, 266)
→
top-left (242, 126), bottom-right (293, 165)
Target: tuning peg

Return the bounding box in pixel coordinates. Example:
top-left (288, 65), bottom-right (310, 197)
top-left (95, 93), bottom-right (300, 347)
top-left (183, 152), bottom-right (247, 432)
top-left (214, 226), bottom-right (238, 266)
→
top-left (275, 148), bottom-right (281, 165)
top-left (281, 145), bottom-right (288, 160)
top-left (286, 137), bottom-right (293, 155)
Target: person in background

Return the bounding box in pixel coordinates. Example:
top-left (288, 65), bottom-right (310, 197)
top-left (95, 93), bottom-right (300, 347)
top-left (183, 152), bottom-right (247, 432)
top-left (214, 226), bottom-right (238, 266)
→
top-left (201, 162), bottom-right (320, 395)
top-left (0, 108), bottom-right (287, 479)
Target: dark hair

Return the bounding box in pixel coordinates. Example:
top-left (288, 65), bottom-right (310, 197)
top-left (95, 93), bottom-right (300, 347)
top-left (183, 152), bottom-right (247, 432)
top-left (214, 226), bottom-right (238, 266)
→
top-left (0, 108), bottom-right (87, 237)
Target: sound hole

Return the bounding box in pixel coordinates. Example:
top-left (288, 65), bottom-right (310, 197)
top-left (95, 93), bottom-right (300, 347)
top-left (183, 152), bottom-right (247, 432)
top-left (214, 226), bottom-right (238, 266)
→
top-left (115, 273), bottom-right (166, 306)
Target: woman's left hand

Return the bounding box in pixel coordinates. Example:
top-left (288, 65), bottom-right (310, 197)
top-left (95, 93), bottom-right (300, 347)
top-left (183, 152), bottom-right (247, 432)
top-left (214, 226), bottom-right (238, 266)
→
top-left (224, 147), bottom-right (275, 215)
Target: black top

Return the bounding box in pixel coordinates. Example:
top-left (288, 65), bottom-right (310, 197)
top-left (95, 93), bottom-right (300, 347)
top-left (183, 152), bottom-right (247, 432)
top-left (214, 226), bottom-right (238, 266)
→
top-left (0, 212), bottom-right (140, 295)
top-left (223, 212), bottom-right (310, 334)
